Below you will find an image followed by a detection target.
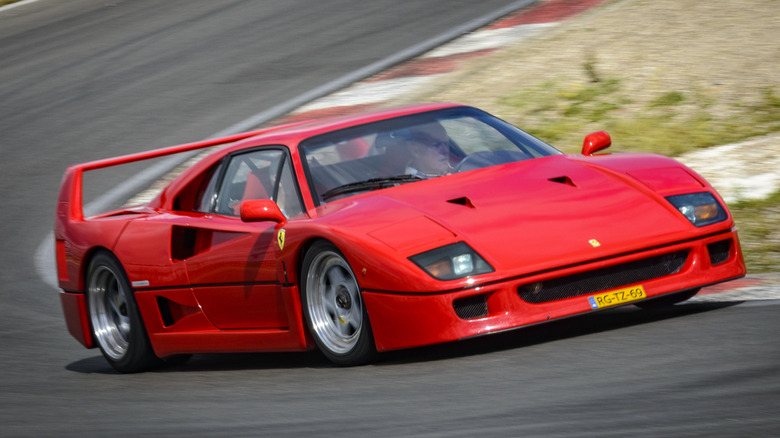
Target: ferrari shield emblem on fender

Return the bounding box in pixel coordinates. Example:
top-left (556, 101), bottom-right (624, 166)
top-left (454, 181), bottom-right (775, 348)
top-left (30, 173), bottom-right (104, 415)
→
top-left (588, 239), bottom-right (601, 248)
top-left (277, 229), bottom-right (286, 250)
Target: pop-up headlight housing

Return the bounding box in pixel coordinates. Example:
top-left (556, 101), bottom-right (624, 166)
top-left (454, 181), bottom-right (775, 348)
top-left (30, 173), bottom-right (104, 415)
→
top-left (409, 242), bottom-right (494, 281)
top-left (666, 192), bottom-right (727, 227)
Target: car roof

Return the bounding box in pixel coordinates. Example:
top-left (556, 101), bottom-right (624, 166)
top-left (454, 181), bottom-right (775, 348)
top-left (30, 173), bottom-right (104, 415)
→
top-left (152, 102), bottom-right (466, 210)
top-left (222, 102), bottom-right (464, 152)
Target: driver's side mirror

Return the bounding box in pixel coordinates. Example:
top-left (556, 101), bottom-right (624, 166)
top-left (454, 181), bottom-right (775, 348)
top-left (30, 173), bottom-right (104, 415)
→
top-left (240, 199), bottom-right (286, 224)
top-left (581, 131), bottom-right (611, 156)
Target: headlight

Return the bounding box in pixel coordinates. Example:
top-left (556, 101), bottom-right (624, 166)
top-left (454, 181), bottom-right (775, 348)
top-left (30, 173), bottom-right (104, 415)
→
top-left (409, 242), bottom-right (494, 281)
top-left (666, 192), bottom-right (727, 227)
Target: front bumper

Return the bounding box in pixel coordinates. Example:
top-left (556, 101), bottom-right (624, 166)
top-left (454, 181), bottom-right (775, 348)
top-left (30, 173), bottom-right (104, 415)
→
top-left (363, 229), bottom-right (745, 352)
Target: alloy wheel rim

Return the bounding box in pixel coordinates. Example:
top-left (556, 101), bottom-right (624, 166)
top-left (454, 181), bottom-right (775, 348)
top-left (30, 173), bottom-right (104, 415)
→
top-left (88, 265), bottom-right (131, 360)
top-left (306, 251), bottom-right (362, 354)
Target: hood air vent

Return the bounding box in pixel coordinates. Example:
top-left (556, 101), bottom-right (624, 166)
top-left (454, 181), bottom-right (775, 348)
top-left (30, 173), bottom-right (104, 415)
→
top-left (549, 176), bottom-right (576, 187)
top-left (447, 196), bottom-right (476, 208)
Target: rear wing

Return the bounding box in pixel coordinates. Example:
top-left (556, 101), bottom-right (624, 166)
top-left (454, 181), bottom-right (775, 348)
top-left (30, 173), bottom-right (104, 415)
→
top-left (56, 122), bottom-right (309, 223)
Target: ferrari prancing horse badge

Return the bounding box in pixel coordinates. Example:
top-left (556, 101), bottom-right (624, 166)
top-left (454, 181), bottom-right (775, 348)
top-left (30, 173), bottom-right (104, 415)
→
top-left (278, 229), bottom-right (286, 250)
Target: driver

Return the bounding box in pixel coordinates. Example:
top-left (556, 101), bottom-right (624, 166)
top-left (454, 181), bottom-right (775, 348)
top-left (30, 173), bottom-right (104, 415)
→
top-left (404, 122), bottom-right (452, 178)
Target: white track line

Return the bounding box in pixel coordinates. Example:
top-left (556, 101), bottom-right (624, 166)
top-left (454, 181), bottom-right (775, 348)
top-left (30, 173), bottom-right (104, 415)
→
top-left (422, 22), bottom-right (556, 58)
top-left (0, 0), bottom-right (42, 13)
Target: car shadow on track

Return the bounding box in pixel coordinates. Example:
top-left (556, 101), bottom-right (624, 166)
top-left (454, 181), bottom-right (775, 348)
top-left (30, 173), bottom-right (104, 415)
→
top-left (377, 300), bottom-right (743, 365)
top-left (65, 350), bottom-right (332, 374)
top-left (65, 300), bottom-right (742, 373)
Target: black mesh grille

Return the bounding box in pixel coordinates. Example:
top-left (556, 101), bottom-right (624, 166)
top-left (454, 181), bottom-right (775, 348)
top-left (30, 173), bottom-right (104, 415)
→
top-left (707, 239), bottom-right (732, 266)
top-left (518, 250), bottom-right (689, 304)
top-left (453, 294), bottom-right (488, 320)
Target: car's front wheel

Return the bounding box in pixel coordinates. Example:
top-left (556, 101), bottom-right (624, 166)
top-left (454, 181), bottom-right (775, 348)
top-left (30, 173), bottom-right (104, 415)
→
top-left (86, 251), bottom-right (160, 373)
top-left (301, 241), bottom-right (376, 365)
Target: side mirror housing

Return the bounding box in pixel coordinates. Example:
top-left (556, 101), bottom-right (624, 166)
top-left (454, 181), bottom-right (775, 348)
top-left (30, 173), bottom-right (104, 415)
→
top-left (581, 131), bottom-right (611, 156)
top-left (240, 199), bottom-right (286, 224)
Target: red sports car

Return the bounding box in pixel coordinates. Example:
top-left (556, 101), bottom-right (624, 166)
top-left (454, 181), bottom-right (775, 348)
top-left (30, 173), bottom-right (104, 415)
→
top-left (55, 103), bottom-right (746, 372)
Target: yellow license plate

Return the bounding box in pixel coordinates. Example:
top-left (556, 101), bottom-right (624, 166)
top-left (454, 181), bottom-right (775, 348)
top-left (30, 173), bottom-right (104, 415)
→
top-left (588, 285), bottom-right (646, 309)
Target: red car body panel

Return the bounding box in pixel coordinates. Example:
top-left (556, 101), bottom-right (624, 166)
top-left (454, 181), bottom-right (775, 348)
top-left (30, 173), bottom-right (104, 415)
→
top-left (364, 228), bottom-right (743, 351)
top-left (54, 103), bottom-right (746, 360)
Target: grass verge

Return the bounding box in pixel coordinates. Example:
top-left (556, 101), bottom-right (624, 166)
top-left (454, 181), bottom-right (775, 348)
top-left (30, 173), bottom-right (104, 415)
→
top-left (496, 75), bottom-right (780, 155)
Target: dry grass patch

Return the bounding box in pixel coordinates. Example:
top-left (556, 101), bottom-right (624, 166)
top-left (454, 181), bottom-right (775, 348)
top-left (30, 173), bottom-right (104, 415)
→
top-left (395, 0), bottom-right (780, 154)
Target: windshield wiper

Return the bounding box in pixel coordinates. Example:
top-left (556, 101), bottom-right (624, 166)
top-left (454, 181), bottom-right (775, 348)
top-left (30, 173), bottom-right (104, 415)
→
top-left (321, 175), bottom-right (423, 201)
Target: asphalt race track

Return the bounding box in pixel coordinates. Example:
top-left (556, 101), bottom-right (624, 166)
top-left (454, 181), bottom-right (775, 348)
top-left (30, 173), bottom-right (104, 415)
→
top-left (1, 1), bottom-right (778, 436)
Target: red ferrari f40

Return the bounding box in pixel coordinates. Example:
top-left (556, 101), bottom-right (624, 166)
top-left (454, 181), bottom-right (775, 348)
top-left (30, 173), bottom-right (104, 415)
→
top-left (55, 103), bottom-right (746, 372)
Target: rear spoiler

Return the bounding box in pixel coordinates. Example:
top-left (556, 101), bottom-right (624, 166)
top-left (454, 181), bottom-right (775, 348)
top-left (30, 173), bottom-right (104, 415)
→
top-left (56, 121), bottom-right (309, 222)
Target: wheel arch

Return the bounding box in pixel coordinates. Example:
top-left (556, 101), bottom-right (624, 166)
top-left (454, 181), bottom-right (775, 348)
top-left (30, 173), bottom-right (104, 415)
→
top-left (294, 237), bottom-right (331, 283)
top-left (297, 238), bottom-right (377, 365)
top-left (84, 249), bottom-right (162, 372)
top-left (80, 246), bottom-right (117, 291)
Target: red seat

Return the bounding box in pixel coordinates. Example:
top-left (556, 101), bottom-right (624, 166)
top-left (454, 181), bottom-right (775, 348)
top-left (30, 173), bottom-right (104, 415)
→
top-left (234, 169), bottom-right (271, 215)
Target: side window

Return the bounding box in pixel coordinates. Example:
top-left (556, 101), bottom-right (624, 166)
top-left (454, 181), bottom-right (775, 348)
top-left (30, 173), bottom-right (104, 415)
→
top-left (195, 161), bottom-right (224, 213)
top-left (275, 158), bottom-right (304, 218)
top-left (197, 148), bottom-right (304, 218)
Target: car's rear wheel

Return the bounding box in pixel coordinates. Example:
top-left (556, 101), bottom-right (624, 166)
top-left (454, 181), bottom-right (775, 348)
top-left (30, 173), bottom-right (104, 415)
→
top-left (87, 252), bottom-right (160, 373)
top-left (634, 288), bottom-right (700, 309)
top-left (301, 241), bottom-right (376, 365)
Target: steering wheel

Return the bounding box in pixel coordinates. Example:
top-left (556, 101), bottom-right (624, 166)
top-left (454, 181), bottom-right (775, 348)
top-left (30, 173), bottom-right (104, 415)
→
top-left (453, 150), bottom-right (531, 173)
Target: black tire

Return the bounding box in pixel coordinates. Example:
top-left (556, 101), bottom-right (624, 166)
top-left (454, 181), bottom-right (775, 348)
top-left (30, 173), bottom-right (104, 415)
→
top-left (634, 288), bottom-right (701, 309)
top-left (86, 252), bottom-right (161, 373)
top-left (300, 241), bottom-right (376, 365)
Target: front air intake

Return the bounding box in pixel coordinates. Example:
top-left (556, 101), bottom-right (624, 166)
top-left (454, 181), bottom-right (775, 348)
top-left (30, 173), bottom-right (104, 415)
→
top-left (453, 294), bottom-right (488, 320)
top-left (707, 239), bottom-right (732, 266)
top-left (518, 250), bottom-right (689, 304)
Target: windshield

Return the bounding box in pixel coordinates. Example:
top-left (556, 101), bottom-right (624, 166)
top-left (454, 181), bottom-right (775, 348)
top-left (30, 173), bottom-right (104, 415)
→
top-left (300, 106), bottom-right (561, 204)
